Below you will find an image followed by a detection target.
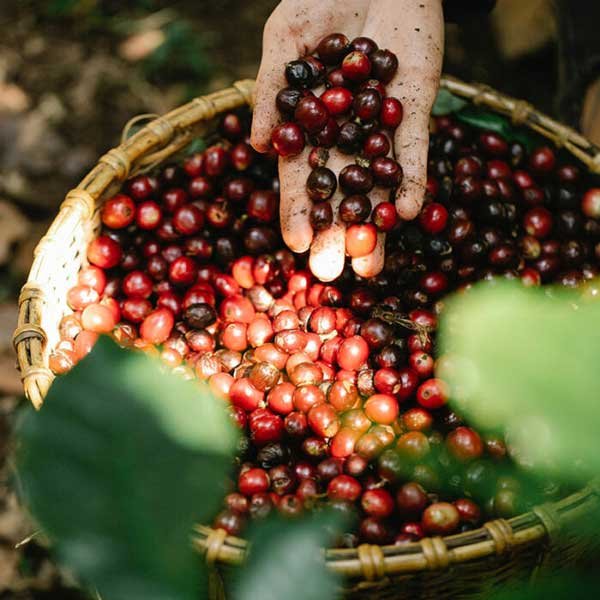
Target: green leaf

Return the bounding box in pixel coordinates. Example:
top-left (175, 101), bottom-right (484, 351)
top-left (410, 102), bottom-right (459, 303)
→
top-left (143, 20), bottom-right (213, 85)
top-left (455, 106), bottom-right (543, 152)
top-left (184, 138), bottom-right (207, 156)
top-left (432, 89), bottom-right (468, 116)
top-left (18, 336), bottom-right (238, 600)
top-left (233, 512), bottom-right (346, 600)
top-left (438, 282), bottom-right (600, 482)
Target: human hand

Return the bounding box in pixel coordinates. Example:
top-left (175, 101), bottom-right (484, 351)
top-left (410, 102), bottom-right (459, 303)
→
top-left (251, 0), bottom-right (444, 281)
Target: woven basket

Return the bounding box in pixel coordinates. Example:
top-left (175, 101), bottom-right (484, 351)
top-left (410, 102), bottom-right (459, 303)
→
top-left (13, 76), bottom-right (600, 599)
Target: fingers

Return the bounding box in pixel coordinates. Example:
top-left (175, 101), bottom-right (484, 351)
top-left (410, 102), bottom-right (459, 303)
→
top-left (251, 11), bottom-right (299, 153)
top-left (351, 231), bottom-right (385, 277)
top-left (309, 204), bottom-right (346, 282)
top-left (278, 147), bottom-right (314, 253)
top-left (252, 0), bottom-right (370, 153)
top-left (351, 186), bottom-right (389, 277)
top-left (394, 108), bottom-right (431, 220)
top-left (363, 0), bottom-right (444, 220)
top-left (309, 152), bottom-right (348, 281)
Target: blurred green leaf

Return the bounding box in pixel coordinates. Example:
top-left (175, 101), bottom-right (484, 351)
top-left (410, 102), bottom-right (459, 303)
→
top-left (233, 512), bottom-right (346, 600)
top-left (438, 282), bottom-right (600, 482)
top-left (488, 572), bottom-right (598, 600)
top-left (18, 336), bottom-right (238, 600)
top-left (44, 0), bottom-right (88, 17)
top-left (143, 20), bottom-right (213, 88)
top-left (432, 89), bottom-right (468, 116)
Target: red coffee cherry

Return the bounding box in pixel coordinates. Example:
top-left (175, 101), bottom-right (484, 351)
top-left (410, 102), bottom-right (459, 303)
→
top-left (422, 502), bottom-right (460, 535)
top-left (320, 87), bottom-right (353, 116)
top-left (101, 194), bottom-right (135, 229)
top-left (327, 474), bottom-right (362, 502)
top-left (416, 378), bottom-right (449, 409)
top-left (87, 235), bottom-right (122, 269)
top-left (361, 488), bottom-right (394, 518)
top-left (346, 224), bottom-right (378, 258)
top-left (364, 394), bottom-right (399, 425)
top-left (271, 122), bottom-right (305, 157)
top-left (446, 426), bottom-right (484, 462)
top-left (238, 468), bottom-right (270, 496)
top-left (341, 51), bottom-right (371, 81)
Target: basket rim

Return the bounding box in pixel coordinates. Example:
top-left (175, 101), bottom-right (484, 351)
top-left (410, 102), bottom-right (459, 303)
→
top-left (13, 75), bottom-right (600, 582)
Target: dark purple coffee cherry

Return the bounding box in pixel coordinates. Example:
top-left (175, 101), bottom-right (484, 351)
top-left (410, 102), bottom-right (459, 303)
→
top-left (306, 167), bottom-right (337, 201)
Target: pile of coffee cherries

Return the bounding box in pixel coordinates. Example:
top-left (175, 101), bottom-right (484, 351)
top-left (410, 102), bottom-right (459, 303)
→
top-left (48, 98), bottom-right (600, 546)
top-left (271, 33), bottom-right (404, 256)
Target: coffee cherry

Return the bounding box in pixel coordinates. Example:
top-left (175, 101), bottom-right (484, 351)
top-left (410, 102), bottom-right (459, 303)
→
top-left (67, 285), bottom-right (99, 311)
top-left (294, 96), bottom-right (329, 134)
top-left (582, 188), bottom-right (600, 219)
top-left (364, 393), bottom-right (399, 424)
top-left (81, 303), bottom-right (117, 333)
top-left (308, 202), bottom-right (333, 232)
top-left (140, 308), bottom-right (174, 344)
top-left (136, 200), bottom-right (162, 230)
top-left (351, 36), bottom-right (378, 55)
top-left (308, 147), bottom-right (330, 169)
top-left (339, 194), bottom-right (372, 224)
top-left (101, 194), bottom-right (135, 229)
top-left (306, 167), bottom-right (337, 201)
top-left (454, 498), bottom-right (481, 524)
top-left (372, 157), bottom-right (402, 187)
top-left (87, 235), bottom-right (122, 269)
top-left (380, 97), bottom-right (403, 129)
top-left (276, 87), bottom-right (303, 116)
top-left (328, 474), bottom-right (362, 502)
top-left (359, 517), bottom-right (390, 544)
top-left (271, 122), bottom-right (305, 157)
top-left (173, 204), bottom-right (204, 235)
top-left (308, 403), bottom-right (340, 438)
top-left (337, 122), bottom-right (364, 154)
top-left (529, 146), bottom-right (556, 175)
top-left (446, 426), bottom-right (483, 462)
top-left (328, 380), bottom-right (359, 412)
top-left (422, 502), bottom-right (460, 535)
top-left (363, 133), bottom-right (391, 159)
top-left (285, 59), bottom-right (314, 89)
top-left (361, 488), bottom-right (394, 518)
top-left (396, 482), bottom-right (428, 516)
top-left (419, 203), bottom-right (448, 234)
top-left (346, 224), bottom-right (378, 258)
top-left (524, 207), bottom-right (553, 239)
top-left (239, 468), bottom-right (270, 496)
top-left (250, 411), bottom-right (284, 446)
top-left (310, 117), bottom-right (339, 148)
top-left (341, 51), bottom-right (371, 81)
top-left (321, 87), bottom-right (353, 116)
top-left (417, 378), bottom-right (449, 409)
top-left (372, 202), bottom-right (398, 232)
top-left (339, 165), bottom-right (374, 195)
top-left (479, 131), bottom-right (508, 157)
top-left (316, 33), bottom-right (351, 65)
top-left (396, 431), bottom-right (430, 461)
top-left (494, 489), bottom-right (520, 518)
top-left (369, 49), bottom-right (398, 83)
top-left (337, 335), bottom-right (369, 371)
top-left (353, 89), bottom-right (382, 121)
top-left (169, 256), bottom-right (197, 286)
